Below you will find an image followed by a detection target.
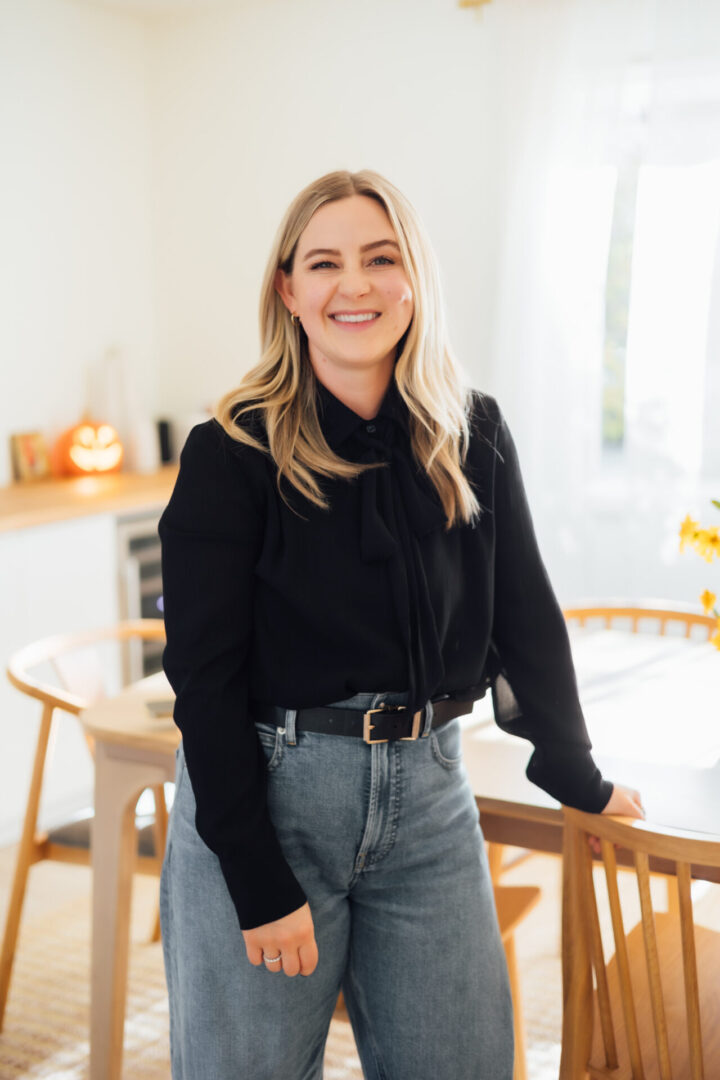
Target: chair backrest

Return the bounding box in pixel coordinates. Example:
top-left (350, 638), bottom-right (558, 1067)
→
top-left (6, 619), bottom-right (166, 715)
top-left (562, 808), bottom-right (720, 1080)
top-left (563, 603), bottom-right (715, 641)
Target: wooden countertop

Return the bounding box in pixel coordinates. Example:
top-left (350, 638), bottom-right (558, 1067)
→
top-left (0, 466), bottom-right (178, 532)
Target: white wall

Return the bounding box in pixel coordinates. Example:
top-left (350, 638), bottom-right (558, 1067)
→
top-left (147, 0), bottom-right (720, 612)
top-left (0, 0), bottom-right (156, 487)
top-left (3, 0), bottom-right (716, 620)
top-left (1, 0), bottom-right (716, 840)
top-left (149, 0), bottom-right (507, 418)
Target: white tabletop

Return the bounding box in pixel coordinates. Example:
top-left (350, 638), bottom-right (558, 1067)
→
top-left (463, 627), bottom-right (720, 835)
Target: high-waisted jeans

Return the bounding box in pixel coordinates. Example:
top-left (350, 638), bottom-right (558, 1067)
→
top-left (159, 689), bottom-right (514, 1080)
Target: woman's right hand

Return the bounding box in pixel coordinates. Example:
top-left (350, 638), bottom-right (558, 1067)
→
top-left (242, 902), bottom-right (318, 977)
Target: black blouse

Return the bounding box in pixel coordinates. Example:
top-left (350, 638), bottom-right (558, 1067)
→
top-left (158, 378), bottom-right (613, 930)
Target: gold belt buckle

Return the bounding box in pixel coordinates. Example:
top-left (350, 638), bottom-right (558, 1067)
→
top-left (363, 704), bottom-right (424, 744)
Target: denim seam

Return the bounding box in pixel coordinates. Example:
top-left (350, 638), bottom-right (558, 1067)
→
top-left (429, 726), bottom-right (463, 770)
top-left (160, 831), bottom-right (182, 1076)
top-left (366, 742), bottom-right (402, 865)
top-left (349, 745), bottom-right (383, 885)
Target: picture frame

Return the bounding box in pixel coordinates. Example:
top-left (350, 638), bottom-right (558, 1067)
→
top-left (9, 432), bottom-right (52, 483)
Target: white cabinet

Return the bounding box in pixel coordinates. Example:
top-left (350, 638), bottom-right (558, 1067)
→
top-left (0, 515), bottom-right (120, 844)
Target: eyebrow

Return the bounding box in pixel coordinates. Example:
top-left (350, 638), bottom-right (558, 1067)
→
top-left (301, 239), bottom-right (400, 262)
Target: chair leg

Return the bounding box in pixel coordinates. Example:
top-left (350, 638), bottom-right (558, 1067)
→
top-left (0, 703), bottom-right (54, 1030)
top-left (503, 933), bottom-right (528, 1080)
top-left (147, 784), bottom-right (168, 943)
top-left (487, 842), bottom-right (505, 885)
top-left (148, 900), bottom-right (162, 945)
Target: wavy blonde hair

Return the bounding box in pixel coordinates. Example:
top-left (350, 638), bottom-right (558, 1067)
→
top-left (215, 169), bottom-right (482, 528)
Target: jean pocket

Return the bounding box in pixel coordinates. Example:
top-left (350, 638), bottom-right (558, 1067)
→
top-left (430, 718), bottom-right (463, 770)
top-left (254, 722), bottom-right (285, 773)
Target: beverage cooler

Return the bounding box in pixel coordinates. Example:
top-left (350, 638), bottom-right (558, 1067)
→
top-left (116, 510), bottom-right (165, 683)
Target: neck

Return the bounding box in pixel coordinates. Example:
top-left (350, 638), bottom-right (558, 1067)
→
top-left (311, 356), bottom-right (395, 420)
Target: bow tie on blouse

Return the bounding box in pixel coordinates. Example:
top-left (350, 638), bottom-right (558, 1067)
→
top-left (316, 379), bottom-right (448, 710)
top-left (352, 419), bottom-right (447, 561)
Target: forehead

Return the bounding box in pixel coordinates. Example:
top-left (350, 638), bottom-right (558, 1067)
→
top-left (297, 195), bottom-right (395, 253)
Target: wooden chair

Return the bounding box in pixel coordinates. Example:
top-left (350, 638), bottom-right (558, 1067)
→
top-left (560, 808), bottom-right (720, 1079)
top-left (489, 602), bottom-right (716, 891)
top-left (495, 881), bottom-right (542, 1080)
top-left (0, 619), bottom-right (167, 1032)
top-left (563, 602), bottom-right (716, 640)
top-left (488, 601), bottom-right (717, 1077)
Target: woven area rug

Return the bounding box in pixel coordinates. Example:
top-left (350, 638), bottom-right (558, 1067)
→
top-left (9, 843), bottom-right (712, 1079)
top-left (0, 851), bottom-right (368, 1080)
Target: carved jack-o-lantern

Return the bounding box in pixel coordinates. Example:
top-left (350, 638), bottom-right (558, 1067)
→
top-left (53, 420), bottom-right (124, 476)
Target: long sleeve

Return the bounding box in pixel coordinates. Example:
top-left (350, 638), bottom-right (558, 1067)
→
top-left (158, 421), bottom-right (307, 930)
top-left (487, 402), bottom-right (613, 812)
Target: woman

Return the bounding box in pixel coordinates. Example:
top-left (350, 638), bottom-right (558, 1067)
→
top-left (158, 169), bottom-right (642, 1080)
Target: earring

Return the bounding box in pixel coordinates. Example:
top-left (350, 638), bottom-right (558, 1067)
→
top-left (291, 312), bottom-right (300, 325)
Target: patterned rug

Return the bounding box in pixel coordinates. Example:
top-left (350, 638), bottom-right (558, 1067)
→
top-left (5, 845), bottom-right (714, 1078)
top-left (0, 848), bottom-right (562, 1080)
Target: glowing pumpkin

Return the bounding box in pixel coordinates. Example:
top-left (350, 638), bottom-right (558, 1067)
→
top-left (53, 420), bottom-right (124, 476)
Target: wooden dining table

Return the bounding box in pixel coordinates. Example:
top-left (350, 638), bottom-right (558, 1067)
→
top-left (80, 626), bottom-right (720, 1079)
top-left (464, 627), bottom-right (720, 867)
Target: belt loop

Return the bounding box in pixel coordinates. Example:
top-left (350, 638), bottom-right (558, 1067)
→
top-left (422, 700), bottom-right (434, 737)
top-left (285, 707), bottom-right (297, 746)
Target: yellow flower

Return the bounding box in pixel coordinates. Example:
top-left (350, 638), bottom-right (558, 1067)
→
top-left (700, 589), bottom-right (717, 615)
top-left (711, 628), bottom-right (720, 651)
top-left (695, 527), bottom-right (720, 563)
top-left (679, 514), bottom-right (699, 552)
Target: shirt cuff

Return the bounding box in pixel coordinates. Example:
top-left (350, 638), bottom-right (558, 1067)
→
top-left (525, 742), bottom-right (614, 812)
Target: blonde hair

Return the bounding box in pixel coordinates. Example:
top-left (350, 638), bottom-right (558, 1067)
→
top-left (215, 169), bottom-right (482, 528)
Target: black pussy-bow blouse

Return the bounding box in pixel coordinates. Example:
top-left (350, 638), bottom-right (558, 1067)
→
top-left (158, 378), bottom-right (612, 930)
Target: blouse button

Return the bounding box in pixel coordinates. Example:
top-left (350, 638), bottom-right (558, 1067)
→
top-left (366, 423), bottom-right (376, 433)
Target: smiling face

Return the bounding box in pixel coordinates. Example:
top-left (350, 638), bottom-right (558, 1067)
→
top-left (275, 194), bottom-right (414, 379)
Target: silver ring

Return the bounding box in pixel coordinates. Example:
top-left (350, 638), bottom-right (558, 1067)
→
top-left (263, 953), bottom-right (282, 964)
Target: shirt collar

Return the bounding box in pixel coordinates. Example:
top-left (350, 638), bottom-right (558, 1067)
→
top-left (315, 376), bottom-right (410, 452)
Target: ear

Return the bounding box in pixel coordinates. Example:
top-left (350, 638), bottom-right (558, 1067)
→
top-left (274, 268), bottom-right (296, 314)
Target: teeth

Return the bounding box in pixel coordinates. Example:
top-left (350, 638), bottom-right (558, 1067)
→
top-left (332, 313), bottom-right (379, 323)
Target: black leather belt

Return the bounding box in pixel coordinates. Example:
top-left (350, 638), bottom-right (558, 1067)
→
top-left (250, 697), bottom-right (473, 745)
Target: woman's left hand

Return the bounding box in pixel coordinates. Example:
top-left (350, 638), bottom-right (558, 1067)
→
top-left (586, 783), bottom-right (645, 857)
top-left (602, 783), bottom-right (645, 819)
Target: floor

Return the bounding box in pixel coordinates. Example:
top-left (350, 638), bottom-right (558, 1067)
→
top-left (0, 842), bottom-right (570, 1078)
top-left (5, 842), bottom-right (715, 1078)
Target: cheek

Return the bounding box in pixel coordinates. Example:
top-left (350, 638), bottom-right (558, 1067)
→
top-left (385, 280), bottom-right (414, 323)
top-left (381, 271), bottom-right (411, 299)
top-left (297, 281), bottom-right (333, 321)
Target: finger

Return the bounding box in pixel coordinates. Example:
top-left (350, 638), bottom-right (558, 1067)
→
top-left (263, 951), bottom-right (284, 974)
top-left (245, 942), bottom-right (265, 966)
top-left (281, 950), bottom-right (301, 978)
top-left (299, 939), bottom-right (319, 976)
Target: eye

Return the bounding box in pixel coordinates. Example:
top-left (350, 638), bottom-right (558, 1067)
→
top-left (370, 255), bottom-right (395, 266)
top-left (309, 260), bottom-right (337, 270)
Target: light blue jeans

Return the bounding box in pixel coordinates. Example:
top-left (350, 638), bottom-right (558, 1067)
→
top-left (160, 690), bottom-right (513, 1079)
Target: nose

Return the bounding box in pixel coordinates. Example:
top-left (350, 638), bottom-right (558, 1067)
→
top-left (337, 268), bottom-right (371, 298)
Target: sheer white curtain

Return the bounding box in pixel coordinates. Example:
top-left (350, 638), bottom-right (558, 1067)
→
top-left (484, 0), bottom-right (720, 605)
